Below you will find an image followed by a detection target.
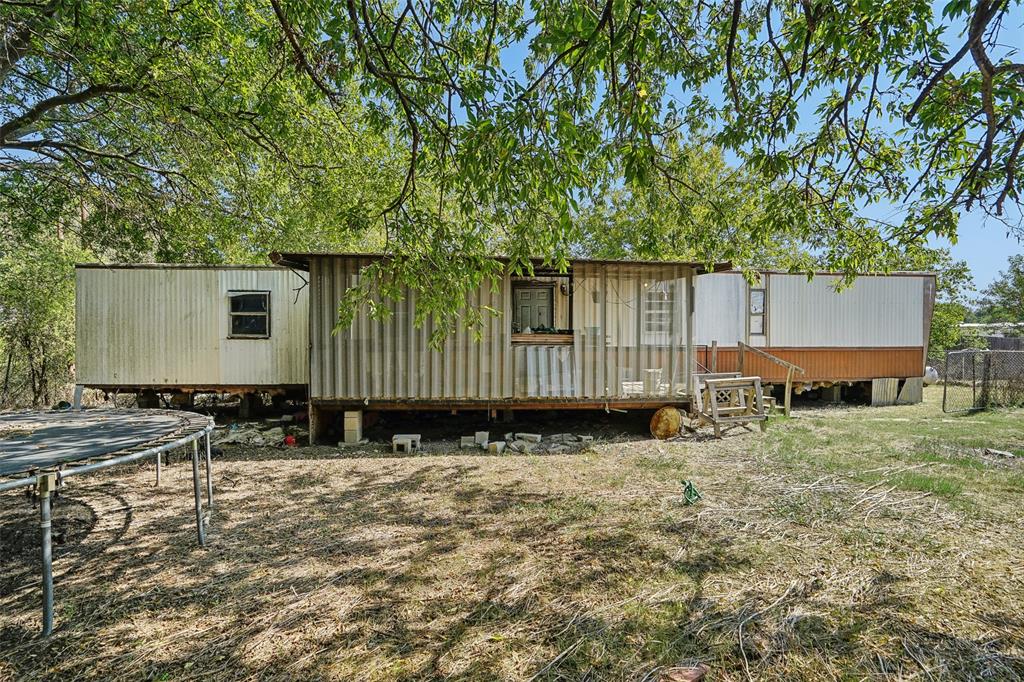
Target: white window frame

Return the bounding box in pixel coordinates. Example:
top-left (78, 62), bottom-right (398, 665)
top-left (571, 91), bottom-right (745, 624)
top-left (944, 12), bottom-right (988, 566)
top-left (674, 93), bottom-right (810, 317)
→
top-left (228, 290), bottom-right (271, 339)
top-left (642, 281), bottom-right (676, 346)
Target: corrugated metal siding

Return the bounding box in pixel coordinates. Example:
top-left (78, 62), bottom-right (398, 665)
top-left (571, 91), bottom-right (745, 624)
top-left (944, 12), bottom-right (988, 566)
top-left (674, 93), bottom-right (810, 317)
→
top-left (76, 267), bottom-right (309, 386)
top-left (513, 345), bottom-right (575, 397)
top-left (309, 257), bottom-right (695, 402)
top-left (309, 256), bottom-right (511, 400)
top-left (768, 274), bottom-right (925, 347)
top-left (572, 263), bottom-right (692, 399)
top-left (699, 347), bottom-right (925, 381)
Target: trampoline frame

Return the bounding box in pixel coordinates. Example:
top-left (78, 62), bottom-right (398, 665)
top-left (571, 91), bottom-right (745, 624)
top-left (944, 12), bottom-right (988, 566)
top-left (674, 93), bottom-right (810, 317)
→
top-left (0, 410), bottom-right (215, 637)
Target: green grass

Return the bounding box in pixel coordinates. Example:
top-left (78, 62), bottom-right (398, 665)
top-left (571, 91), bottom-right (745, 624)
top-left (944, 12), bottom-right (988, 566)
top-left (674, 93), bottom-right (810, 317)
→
top-left (758, 388), bottom-right (1024, 518)
top-left (889, 471), bottom-right (964, 498)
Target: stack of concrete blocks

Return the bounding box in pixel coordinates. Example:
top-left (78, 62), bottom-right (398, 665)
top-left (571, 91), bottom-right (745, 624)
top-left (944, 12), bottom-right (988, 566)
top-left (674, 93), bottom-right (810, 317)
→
top-left (392, 434), bottom-right (422, 454)
top-left (509, 433), bottom-right (541, 453)
top-left (343, 411), bottom-right (362, 444)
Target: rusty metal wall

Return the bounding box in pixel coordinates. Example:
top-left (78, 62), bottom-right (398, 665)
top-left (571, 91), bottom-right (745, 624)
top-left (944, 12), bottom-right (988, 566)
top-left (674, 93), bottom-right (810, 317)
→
top-left (512, 345), bottom-right (575, 397)
top-left (309, 255), bottom-right (512, 400)
top-left (309, 256), bottom-right (695, 402)
top-left (699, 346), bottom-right (925, 382)
top-left (75, 266), bottom-right (309, 387)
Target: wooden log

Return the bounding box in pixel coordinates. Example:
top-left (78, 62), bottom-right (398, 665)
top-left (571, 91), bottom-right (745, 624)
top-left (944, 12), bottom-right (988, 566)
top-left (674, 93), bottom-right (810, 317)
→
top-left (650, 406), bottom-right (683, 439)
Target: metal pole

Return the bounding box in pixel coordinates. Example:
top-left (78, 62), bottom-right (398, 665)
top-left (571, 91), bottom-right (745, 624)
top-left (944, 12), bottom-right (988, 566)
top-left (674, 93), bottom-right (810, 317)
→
top-left (204, 432), bottom-right (213, 508)
top-left (155, 451), bottom-right (162, 487)
top-left (191, 440), bottom-right (205, 547)
top-left (38, 473), bottom-right (56, 637)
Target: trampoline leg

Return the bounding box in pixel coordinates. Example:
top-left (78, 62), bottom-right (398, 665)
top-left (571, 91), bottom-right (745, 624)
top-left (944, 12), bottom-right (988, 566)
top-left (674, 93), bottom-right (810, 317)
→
top-left (191, 440), bottom-right (205, 547)
top-left (204, 433), bottom-right (214, 508)
top-left (38, 473), bottom-right (56, 637)
top-left (155, 451), bottom-right (162, 487)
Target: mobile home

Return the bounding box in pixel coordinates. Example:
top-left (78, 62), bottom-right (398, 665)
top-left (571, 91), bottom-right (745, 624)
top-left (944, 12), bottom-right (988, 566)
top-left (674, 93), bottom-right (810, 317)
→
top-left (74, 257), bottom-right (935, 437)
top-left (75, 264), bottom-right (309, 397)
top-left (694, 270), bottom-right (936, 403)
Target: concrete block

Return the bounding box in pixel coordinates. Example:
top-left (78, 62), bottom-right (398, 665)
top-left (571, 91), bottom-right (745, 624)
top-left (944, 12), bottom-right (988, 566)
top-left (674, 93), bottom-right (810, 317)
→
top-left (578, 435), bottom-right (594, 444)
top-left (392, 434), bottom-right (421, 451)
top-left (509, 439), bottom-right (531, 453)
top-left (517, 433), bottom-right (542, 443)
top-left (488, 441), bottom-right (506, 454)
top-left (343, 411), bottom-right (362, 443)
top-left (474, 431), bottom-right (489, 445)
top-left (393, 437), bottom-right (413, 454)
top-left (460, 436), bottom-right (477, 449)
top-left (504, 432), bottom-right (515, 442)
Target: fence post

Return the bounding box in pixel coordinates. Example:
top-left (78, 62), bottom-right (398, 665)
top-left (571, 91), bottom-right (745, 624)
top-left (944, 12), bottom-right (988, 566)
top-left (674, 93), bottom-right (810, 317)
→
top-left (943, 351), bottom-right (949, 412)
top-left (980, 352), bottom-right (992, 408)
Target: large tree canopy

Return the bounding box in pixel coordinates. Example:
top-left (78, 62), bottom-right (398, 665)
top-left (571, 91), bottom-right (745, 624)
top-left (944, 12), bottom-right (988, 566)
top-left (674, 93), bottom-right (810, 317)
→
top-left (1, 0), bottom-right (1020, 334)
top-left (0, 0), bottom-right (402, 260)
top-left (268, 0), bottom-right (1023, 237)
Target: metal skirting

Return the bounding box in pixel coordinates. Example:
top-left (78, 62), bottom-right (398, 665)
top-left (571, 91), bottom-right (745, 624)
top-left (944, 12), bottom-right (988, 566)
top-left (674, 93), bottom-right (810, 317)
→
top-left (699, 347), bottom-right (925, 382)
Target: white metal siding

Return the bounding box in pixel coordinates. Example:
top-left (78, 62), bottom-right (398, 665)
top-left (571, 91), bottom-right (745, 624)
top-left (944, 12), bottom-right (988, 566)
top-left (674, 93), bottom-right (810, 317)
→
top-left (75, 267), bottom-right (309, 386)
top-left (768, 274), bottom-right (924, 347)
top-left (694, 272), bottom-right (747, 346)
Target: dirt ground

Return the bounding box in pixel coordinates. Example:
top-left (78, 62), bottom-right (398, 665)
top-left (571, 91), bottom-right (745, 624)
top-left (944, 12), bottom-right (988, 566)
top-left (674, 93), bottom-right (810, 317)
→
top-left (1, 387), bottom-right (1023, 681)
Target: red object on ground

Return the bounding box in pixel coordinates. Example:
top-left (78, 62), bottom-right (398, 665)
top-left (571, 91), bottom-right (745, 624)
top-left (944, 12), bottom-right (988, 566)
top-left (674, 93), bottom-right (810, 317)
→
top-left (283, 434), bottom-right (297, 447)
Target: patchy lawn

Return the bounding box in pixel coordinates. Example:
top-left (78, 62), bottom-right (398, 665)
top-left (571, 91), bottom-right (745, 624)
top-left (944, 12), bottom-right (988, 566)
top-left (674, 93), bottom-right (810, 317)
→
top-left (2, 387), bottom-right (1023, 680)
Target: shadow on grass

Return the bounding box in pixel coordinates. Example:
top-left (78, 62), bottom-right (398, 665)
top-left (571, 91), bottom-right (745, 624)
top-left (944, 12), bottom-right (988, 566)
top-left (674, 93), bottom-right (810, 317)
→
top-left (0, 451), bottom-right (1022, 681)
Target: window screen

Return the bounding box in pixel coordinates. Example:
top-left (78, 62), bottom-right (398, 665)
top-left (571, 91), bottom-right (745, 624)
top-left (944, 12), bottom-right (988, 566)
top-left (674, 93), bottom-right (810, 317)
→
top-left (229, 291), bottom-right (270, 338)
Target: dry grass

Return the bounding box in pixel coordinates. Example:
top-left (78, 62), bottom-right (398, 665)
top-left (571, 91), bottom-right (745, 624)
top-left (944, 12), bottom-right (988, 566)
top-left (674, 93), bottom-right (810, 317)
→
top-left (1, 387), bottom-right (1024, 680)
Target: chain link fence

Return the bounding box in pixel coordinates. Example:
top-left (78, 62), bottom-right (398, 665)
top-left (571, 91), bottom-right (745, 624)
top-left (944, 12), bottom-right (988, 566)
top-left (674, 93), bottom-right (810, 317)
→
top-left (942, 349), bottom-right (1024, 413)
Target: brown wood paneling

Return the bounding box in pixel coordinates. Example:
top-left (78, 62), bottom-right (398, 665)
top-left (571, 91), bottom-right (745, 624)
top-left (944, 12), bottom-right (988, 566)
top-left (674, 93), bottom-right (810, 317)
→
top-left (699, 347), bottom-right (925, 382)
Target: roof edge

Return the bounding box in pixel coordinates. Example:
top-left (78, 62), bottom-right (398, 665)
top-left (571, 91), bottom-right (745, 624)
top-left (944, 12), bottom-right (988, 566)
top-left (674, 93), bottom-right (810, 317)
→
top-left (270, 251), bottom-right (730, 273)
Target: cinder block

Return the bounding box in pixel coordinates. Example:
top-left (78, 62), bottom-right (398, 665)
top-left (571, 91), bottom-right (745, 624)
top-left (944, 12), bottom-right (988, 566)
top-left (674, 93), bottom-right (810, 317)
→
top-left (504, 432), bottom-right (515, 442)
top-left (460, 435), bottom-right (477, 449)
top-left (517, 433), bottom-right (542, 443)
top-left (488, 441), bottom-right (506, 454)
top-left (392, 434), bottom-right (421, 451)
top-left (343, 411), bottom-right (362, 443)
top-left (578, 435), bottom-right (594, 444)
top-left (393, 437), bottom-right (413, 454)
top-left (475, 431), bottom-right (489, 445)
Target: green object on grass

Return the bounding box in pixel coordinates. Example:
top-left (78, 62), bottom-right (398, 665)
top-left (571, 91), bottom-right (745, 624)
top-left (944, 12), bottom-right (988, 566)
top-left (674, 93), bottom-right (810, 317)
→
top-left (681, 480), bottom-right (703, 505)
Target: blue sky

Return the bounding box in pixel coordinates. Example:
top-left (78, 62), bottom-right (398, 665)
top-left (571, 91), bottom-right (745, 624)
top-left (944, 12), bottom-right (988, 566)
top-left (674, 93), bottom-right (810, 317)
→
top-left (932, 215), bottom-right (1022, 292)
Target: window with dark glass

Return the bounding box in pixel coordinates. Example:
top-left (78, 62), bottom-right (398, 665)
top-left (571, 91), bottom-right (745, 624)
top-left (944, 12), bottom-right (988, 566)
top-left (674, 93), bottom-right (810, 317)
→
top-left (228, 291), bottom-right (270, 338)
